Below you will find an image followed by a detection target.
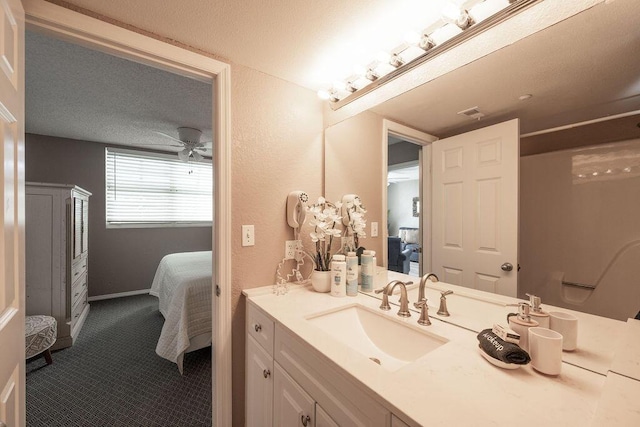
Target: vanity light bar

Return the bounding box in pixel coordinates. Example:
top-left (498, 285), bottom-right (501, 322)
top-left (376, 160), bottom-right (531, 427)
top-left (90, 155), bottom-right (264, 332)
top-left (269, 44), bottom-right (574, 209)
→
top-left (323, 0), bottom-right (542, 110)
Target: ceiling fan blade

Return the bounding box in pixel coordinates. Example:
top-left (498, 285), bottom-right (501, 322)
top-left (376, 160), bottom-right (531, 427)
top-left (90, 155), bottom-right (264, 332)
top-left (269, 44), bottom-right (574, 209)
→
top-left (192, 151), bottom-right (203, 162)
top-left (178, 148), bottom-right (191, 162)
top-left (154, 131), bottom-right (184, 144)
top-left (136, 143), bottom-right (184, 148)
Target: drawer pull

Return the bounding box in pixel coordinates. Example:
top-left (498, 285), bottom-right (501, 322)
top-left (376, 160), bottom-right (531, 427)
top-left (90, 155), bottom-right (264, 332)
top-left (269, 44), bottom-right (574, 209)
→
top-left (301, 415), bottom-right (311, 426)
top-left (74, 313), bottom-right (80, 319)
top-left (74, 292), bottom-right (79, 297)
top-left (254, 324), bottom-right (262, 332)
top-left (263, 369), bottom-right (270, 378)
top-left (74, 272), bottom-right (79, 276)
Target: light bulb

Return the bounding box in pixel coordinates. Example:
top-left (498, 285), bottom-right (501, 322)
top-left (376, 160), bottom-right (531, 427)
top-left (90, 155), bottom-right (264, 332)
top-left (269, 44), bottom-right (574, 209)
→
top-left (317, 89), bottom-right (332, 100)
top-left (352, 64), bottom-right (367, 76)
top-left (317, 89), bottom-right (331, 100)
top-left (404, 31), bottom-right (421, 45)
top-left (376, 51), bottom-right (391, 64)
top-left (469, 0), bottom-right (509, 23)
top-left (441, 2), bottom-right (462, 23)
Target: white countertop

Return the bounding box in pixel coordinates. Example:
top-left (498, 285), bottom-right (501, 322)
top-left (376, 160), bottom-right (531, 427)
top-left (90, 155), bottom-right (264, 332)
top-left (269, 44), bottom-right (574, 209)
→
top-left (591, 373), bottom-right (640, 427)
top-left (245, 284), bottom-right (607, 426)
top-left (366, 269), bottom-right (625, 375)
top-left (610, 319), bottom-right (640, 380)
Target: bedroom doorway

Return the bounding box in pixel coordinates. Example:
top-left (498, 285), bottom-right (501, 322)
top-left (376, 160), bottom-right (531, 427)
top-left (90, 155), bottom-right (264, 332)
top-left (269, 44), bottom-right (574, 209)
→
top-left (22, 1), bottom-right (232, 425)
top-left (383, 120), bottom-right (437, 278)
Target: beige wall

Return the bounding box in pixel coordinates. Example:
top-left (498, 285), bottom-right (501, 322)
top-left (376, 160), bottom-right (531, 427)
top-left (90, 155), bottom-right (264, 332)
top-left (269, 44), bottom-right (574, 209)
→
top-left (324, 110), bottom-right (384, 258)
top-left (230, 63), bottom-right (323, 425)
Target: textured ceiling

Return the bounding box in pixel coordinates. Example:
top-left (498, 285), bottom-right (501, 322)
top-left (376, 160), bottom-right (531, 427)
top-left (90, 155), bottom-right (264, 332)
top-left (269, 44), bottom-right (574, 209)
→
top-left (26, 30), bottom-right (213, 152)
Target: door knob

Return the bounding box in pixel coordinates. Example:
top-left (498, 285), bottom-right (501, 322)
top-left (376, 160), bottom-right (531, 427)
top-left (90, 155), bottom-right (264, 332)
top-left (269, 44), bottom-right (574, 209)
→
top-left (501, 262), bottom-right (513, 272)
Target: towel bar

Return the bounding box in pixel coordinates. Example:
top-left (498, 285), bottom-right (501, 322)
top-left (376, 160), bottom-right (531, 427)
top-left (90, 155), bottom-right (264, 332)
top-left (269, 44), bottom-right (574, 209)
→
top-left (561, 280), bottom-right (596, 290)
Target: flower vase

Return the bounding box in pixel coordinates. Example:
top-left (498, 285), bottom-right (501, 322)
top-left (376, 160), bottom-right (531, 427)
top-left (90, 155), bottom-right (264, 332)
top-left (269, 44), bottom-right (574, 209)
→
top-left (310, 270), bottom-right (331, 293)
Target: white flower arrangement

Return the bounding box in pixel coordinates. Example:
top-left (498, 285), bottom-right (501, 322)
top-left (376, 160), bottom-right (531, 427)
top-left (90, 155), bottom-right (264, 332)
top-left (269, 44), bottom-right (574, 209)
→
top-left (307, 197), bottom-right (342, 271)
top-left (343, 196), bottom-right (367, 252)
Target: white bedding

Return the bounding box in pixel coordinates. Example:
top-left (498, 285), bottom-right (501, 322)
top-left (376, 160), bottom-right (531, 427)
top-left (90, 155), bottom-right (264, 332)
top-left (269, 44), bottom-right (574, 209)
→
top-left (149, 250), bottom-right (212, 373)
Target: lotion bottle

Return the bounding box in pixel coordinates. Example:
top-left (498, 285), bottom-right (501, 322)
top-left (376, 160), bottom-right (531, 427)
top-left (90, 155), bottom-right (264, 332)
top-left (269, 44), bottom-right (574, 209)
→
top-left (330, 254), bottom-right (346, 297)
top-left (360, 250), bottom-right (374, 292)
top-left (507, 302), bottom-right (539, 352)
top-left (526, 293), bottom-right (550, 328)
top-left (371, 251), bottom-right (377, 286)
top-left (346, 252), bottom-right (358, 296)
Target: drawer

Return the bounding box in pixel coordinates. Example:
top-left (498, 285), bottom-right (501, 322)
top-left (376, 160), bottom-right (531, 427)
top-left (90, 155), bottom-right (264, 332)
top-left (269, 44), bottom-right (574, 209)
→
top-left (71, 288), bottom-right (87, 326)
top-left (71, 253), bottom-right (88, 282)
top-left (71, 272), bottom-right (88, 307)
top-left (247, 302), bottom-right (274, 356)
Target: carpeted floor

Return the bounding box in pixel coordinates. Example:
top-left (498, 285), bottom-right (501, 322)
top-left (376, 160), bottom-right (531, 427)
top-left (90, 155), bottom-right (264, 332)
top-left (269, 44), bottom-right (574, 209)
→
top-left (26, 295), bottom-right (212, 427)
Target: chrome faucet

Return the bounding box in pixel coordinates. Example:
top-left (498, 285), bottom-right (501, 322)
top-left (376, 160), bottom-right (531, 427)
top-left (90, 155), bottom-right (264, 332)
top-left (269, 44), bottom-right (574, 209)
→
top-left (414, 272), bottom-right (439, 308)
top-left (375, 280), bottom-right (412, 317)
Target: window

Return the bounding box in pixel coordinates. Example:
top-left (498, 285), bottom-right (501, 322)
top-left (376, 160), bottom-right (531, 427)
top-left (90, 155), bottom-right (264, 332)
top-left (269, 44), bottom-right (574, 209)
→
top-left (106, 148), bottom-right (212, 228)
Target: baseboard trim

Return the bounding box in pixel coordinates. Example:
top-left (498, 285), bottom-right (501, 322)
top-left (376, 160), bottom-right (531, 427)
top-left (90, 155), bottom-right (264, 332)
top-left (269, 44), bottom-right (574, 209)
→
top-left (88, 289), bottom-right (151, 302)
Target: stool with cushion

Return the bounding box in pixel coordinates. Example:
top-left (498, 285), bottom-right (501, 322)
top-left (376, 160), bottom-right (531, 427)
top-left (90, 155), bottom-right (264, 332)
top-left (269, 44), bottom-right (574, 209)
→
top-left (25, 315), bottom-right (57, 365)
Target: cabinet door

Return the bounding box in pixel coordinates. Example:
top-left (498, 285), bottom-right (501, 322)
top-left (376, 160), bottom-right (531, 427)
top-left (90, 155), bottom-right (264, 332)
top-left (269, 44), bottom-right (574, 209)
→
top-left (246, 335), bottom-right (273, 427)
top-left (81, 198), bottom-right (89, 254)
top-left (73, 197), bottom-right (83, 260)
top-left (274, 362), bottom-right (314, 427)
top-left (391, 414), bottom-right (411, 427)
top-left (316, 404), bottom-right (339, 427)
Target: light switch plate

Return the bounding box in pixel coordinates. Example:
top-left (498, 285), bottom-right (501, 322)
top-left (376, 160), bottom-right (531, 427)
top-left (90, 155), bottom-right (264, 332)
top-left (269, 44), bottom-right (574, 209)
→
top-left (242, 225), bottom-right (255, 246)
top-left (371, 222), bottom-right (378, 237)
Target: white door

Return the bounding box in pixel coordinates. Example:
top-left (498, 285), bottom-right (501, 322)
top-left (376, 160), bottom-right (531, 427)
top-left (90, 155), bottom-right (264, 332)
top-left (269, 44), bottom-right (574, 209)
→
top-left (431, 119), bottom-right (519, 296)
top-left (273, 362), bottom-right (314, 427)
top-left (0, 0), bottom-right (25, 426)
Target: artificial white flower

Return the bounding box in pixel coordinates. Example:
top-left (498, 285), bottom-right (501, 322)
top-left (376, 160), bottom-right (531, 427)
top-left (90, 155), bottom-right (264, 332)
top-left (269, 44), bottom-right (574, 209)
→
top-left (306, 197), bottom-right (342, 271)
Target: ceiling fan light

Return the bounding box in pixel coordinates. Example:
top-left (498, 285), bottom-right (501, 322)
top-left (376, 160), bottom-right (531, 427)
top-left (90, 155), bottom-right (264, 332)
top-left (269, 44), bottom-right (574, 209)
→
top-left (177, 127), bottom-right (203, 144)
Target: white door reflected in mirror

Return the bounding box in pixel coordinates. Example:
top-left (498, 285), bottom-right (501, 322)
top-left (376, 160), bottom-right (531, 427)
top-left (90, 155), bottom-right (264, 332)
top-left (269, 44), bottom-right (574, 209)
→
top-left (431, 119), bottom-right (519, 297)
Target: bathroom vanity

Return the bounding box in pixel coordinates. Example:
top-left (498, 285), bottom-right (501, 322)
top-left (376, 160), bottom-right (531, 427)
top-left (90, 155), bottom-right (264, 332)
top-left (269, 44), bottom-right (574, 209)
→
top-left (244, 271), bottom-right (637, 426)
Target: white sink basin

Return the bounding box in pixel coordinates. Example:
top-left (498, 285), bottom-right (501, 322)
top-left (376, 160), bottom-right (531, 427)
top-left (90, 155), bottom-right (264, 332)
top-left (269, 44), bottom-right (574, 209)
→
top-left (306, 304), bottom-right (448, 371)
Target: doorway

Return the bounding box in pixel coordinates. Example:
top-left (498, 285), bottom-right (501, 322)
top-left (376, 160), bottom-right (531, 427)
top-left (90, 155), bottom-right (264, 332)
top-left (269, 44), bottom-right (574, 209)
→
top-left (21, 1), bottom-right (232, 425)
top-left (381, 120), bottom-right (437, 277)
top-left (387, 140), bottom-right (421, 277)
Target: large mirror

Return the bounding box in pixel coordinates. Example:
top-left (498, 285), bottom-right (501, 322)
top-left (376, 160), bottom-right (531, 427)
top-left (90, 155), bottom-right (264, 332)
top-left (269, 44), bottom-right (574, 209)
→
top-left (325, 0), bottom-right (640, 321)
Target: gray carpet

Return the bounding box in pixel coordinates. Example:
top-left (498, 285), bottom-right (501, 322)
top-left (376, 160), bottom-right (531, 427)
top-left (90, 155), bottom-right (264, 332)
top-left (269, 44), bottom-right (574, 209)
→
top-left (26, 295), bottom-right (212, 427)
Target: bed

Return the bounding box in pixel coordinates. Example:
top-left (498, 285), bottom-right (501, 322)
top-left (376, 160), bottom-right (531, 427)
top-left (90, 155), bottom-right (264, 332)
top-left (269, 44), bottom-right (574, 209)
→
top-left (149, 250), bottom-right (213, 373)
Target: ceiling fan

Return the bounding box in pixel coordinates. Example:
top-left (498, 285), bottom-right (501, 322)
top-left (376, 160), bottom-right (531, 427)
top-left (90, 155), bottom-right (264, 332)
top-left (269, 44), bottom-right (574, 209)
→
top-left (152, 127), bottom-right (211, 162)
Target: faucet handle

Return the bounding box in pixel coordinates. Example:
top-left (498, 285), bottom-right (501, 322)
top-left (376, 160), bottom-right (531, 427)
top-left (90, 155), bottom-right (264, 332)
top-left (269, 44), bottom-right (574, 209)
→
top-left (416, 298), bottom-right (431, 326)
top-left (374, 286), bottom-right (391, 311)
top-left (437, 290), bottom-right (452, 316)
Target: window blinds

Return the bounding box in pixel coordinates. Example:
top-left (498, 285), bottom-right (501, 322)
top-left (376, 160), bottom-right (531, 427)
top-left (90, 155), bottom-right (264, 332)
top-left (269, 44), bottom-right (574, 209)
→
top-left (106, 148), bottom-right (213, 227)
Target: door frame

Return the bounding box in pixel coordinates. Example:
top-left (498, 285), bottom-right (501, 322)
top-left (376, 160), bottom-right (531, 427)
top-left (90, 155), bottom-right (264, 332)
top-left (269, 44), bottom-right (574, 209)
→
top-left (381, 119), bottom-right (437, 273)
top-left (23, 1), bottom-right (232, 425)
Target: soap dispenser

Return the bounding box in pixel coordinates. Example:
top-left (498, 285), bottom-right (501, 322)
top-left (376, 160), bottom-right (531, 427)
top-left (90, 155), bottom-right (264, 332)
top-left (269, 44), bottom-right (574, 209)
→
top-left (526, 293), bottom-right (550, 328)
top-left (507, 302), bottom-right (539, 352)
